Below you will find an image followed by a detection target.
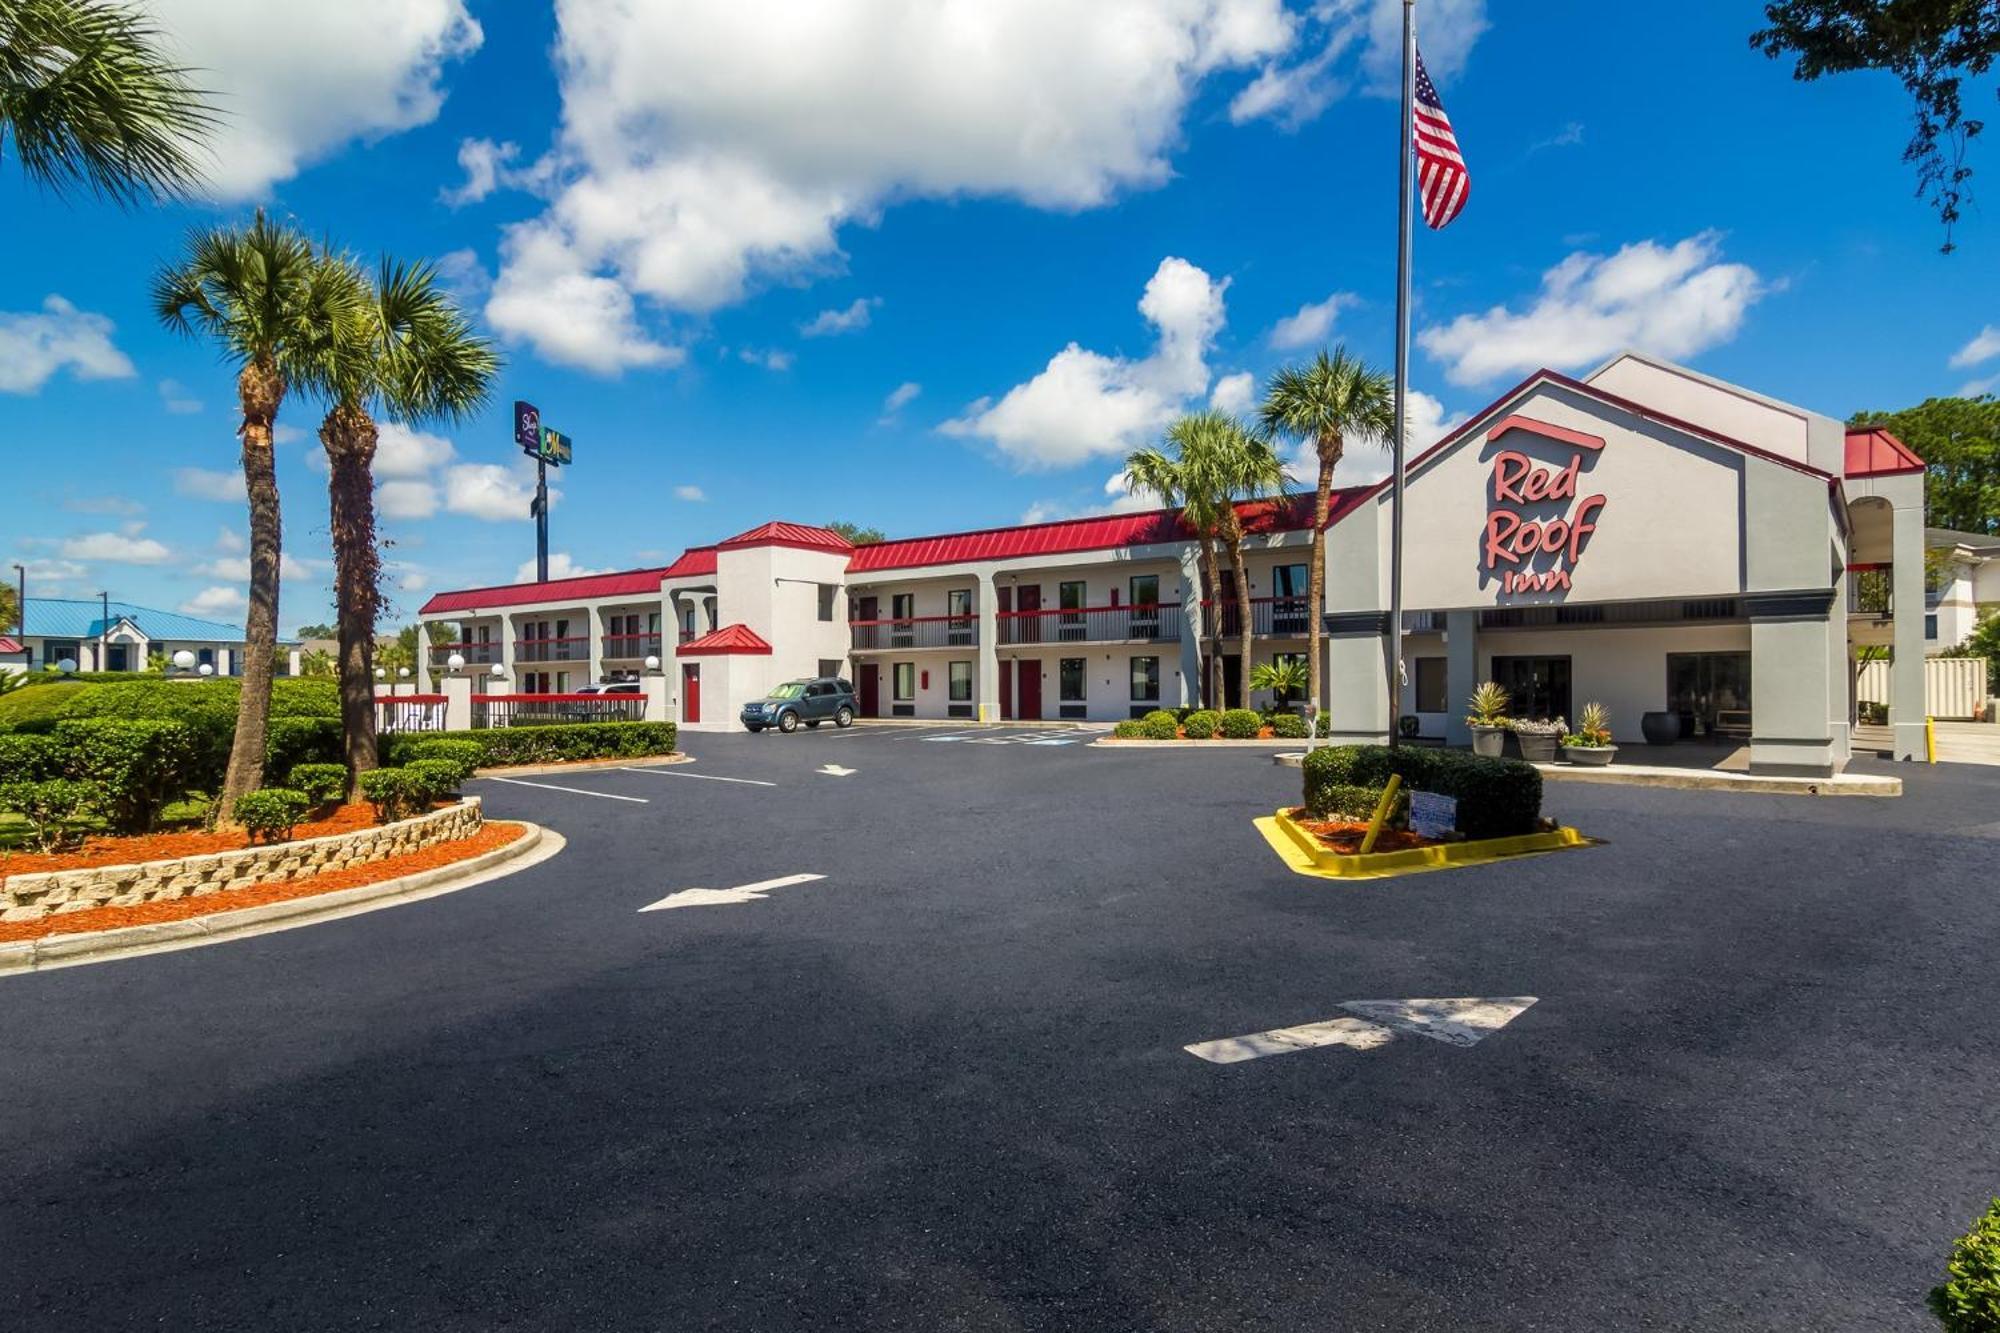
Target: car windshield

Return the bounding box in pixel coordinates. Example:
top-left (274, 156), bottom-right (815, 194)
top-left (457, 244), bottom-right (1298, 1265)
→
top-left (768, 682), bottom-right (807, 700)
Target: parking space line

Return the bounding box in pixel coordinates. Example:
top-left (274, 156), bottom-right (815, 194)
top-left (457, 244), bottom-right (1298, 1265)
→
top-left (483, 776), bottom-right (649, 803)
top-left (616, 767), bottom-right (777, 787)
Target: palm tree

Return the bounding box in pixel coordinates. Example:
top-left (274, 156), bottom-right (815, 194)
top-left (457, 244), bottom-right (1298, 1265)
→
top-left (1122, 444), bottom-right (1226, 707)
top-left (1259, 346), bottom-right (1393, 714)
top-left (0, 0), bottom-right (215, 203)
top-left (153, 212), bottom-right (348, 823)
top-left (1248, 656), bottom-right (1307, 709)
top-left (312, 253), bottom-right (497, 781)
top-left (1197, 414), bottom-right (1289, 710)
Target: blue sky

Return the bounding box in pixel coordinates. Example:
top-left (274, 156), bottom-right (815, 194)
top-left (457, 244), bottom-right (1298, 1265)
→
top-left (3, 0), bottom-right (1995, 635)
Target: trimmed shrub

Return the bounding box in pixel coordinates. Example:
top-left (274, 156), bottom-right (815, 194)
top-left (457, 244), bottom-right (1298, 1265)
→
top-left (402, 759), bottom-right (465, 804)
top-left (1138, 715), bottom-right (1179, 739)
top-left (385, 720), bottom-right (676, 768)
top-left (399, 738), bottom-right (483, 785)
top-left (358, 768), bottom-right (414, 823)
top-left (0, 732), bottom-right (61, 781)
top-left (288, 763), bottom-right (349, 808)
top-left (0, 779), bottom-right (99, 851)
top-left (266, 717), bottom-right (344, 777)
top-left (1270, 712), bottom-right (1309, 739)
top-left (1141, 709), bottom-right (1178, 728)
top-left (1181, 709), bottom-right (1220, 739)
top-left (53, 719), bottom-right (195, 833)
top-left (1112, 719), bottom-right (1147, 739)
top-left (1930, 1197), bottom-right (2000, 1332)
top-left (232, 788), bottom-right (311, 844)
top-left (1219, 708), bottom-right (1263, 739)
top-left (1306, 782), bottom-right (1411, 826)
top-left (1301, 744), bottom-right (1542, 840)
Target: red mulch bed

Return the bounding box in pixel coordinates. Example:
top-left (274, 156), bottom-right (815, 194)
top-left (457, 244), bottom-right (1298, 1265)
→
top-left (0, 820), bottom-right (528, 944)
top-left (1286, 808), bottom-right (1436, 855)
top-left (0, 803), bottom-right (405, 876)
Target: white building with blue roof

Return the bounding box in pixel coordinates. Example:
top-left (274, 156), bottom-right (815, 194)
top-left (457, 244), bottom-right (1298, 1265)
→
top-left (4, 597), bottom-right (299, 676)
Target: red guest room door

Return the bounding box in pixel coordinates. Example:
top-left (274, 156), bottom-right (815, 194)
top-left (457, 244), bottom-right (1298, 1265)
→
top-left (858, 663), bottom-right (880, 718)
top-left (681, 663), bottom-right (701, 724)
top-left (1016, 659), bottom-right (1042, 721)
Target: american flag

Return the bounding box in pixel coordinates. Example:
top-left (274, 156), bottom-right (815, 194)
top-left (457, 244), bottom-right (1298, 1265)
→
top-left (1413, 49), bottom-right (1469, 229)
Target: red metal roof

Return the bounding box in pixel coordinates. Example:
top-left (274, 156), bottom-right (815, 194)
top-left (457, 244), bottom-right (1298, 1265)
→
top-left (677, 623), bottom-right (772, 655)
top-left (661, 546), bottom-right (718, 579)
top-left (716, 521), bottom-right (853, 553)
top-left (417, 566), bottom-right (670, 615)
top-left (0, 637), bottom-right (22, 655)
top-left (1843, 426), bottom-right (1926, 478)
top-left (847, 493), bottom-right (1360, 574)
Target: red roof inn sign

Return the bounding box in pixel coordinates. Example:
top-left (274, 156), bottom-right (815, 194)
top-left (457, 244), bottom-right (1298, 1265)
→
top-left (1481, 415), bottom-right (1606, 595)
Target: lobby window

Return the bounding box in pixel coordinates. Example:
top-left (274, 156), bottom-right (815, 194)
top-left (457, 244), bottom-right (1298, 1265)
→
top-left (817, 583), bottom-right (837, 622)
top-left (1414, 657), bottom-right (1446, 713)
top-left (948, 660), bottom-right (973, 702)
top-left (1059, 657), bottom-right (1086, 701)
top-left (892, 662), bottom-right (915, 701)
top-left (1130, 656), bottom-right (1160, 703)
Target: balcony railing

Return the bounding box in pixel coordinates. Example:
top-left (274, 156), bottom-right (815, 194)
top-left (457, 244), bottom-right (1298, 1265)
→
top-left (1848, 564), bottom-right (1892, 616)
top-left (678, 629), bottom-right (696, 646)
top-left (850, 614), bottom-right (979, 651)
top-left (472, 693), bottom-right (646, 727)
top-left (430, 641), bottom-right (499, 665)
top-left (514, 636), bottom-right (590, 662)
top-left (995, 604), bottom-right (1183, 646)
top-left (376, 694), bottom-right (448, 733)
top-left (1201, 596), bottom-right (1313, 638)
top-left (601, 633), bottom-right (662, 659)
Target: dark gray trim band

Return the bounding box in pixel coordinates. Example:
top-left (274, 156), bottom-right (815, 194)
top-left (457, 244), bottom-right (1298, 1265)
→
top-left (1322, 611), bottom-right (1389, 635)
top-left (1749, 735), bottom-right (1835, 747)
top-left (1741, 588), bottom-right (1836, 619)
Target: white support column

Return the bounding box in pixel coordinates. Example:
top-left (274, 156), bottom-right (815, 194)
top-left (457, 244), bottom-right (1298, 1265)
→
top-left (417, 621), bottom-right (434, 692)
top-left (1745, 590), bottom-right (1839, 777)
top-left (499, 613), bottom-right (518, 691)
top-left (1444, 609), bottom-right (1478, 748)
top-left (1323, 612), bottom-right (1391, 745)
top-left (442, 672), bottom-right (472, 731)
top-left (642, 669), bottom-right (669, 724)
top-left (1890, 496), bottom-right (1927, 759)
top-left (1176, 546), bottom-right (1203, 709)
top-left (587, 603), bottom-right (607, 685)
top-left (975, 572), bottom-right (1001, 724)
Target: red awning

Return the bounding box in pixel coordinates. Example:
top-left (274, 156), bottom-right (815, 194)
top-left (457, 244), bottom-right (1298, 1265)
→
top-left (677, 623), bottom-right (773, 655)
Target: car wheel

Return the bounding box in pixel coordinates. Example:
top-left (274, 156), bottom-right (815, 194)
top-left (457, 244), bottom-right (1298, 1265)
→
top-left (779, 710), bottom-right (800, 733)
top-left (834, 706), bottom-right (854, 728)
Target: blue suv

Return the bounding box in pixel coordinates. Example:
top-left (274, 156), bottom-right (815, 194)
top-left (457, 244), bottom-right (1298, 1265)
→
top-left (742, 677), bottom-right (857, 733)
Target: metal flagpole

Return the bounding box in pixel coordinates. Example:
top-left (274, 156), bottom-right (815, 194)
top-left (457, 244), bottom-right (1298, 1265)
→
top-left (1389, 0), bottom-right (1415, 747)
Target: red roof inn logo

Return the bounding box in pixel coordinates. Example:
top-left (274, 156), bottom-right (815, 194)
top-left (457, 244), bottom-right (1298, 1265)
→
top-left (1482, 419), bottom-right (1606, 595)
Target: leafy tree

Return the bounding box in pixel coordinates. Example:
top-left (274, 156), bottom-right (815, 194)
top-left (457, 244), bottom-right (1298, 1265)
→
top-left (297, 647), bottom-right (335, 677)
top-left (1849, 396), bottom-right (2000, 533)
top-left (1960, 606), bottom-right (2000, 691)
top-left (153, 212), bottom-right (351, 824)
top-left (1259, 346), bottom-right (1394, 714)
top-left (1752, 2), bottom-right (2000, 251)
top-left (294, 622), bottom-right (336, 639)
top-left (0, 580), bottom-right (16, 634)
top-left (827, 520), bottom-right (885, 545)
top-left (310, 252), bottom-right (497, 782)
top-left (0, 0), bottom-right (214, 204)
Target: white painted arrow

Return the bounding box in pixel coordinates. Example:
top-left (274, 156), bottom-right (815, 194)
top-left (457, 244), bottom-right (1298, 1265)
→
top-left (817, 764), bottom-right (857, 777)
top-left (638, 873), bottom-right (825, 912)
top-left (1185, 996), bottom-right (1537, 1064)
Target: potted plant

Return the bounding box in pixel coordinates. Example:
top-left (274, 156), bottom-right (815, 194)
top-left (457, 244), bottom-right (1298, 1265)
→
top-left (1512, 715), bottom-right (1566, 764)
top-left (1562, 702), bottom-right (1618, 766)
top-left (1640, 709), bottom-right (1680, 745)
top-left (1465, 681), bottom-right (1509, 757)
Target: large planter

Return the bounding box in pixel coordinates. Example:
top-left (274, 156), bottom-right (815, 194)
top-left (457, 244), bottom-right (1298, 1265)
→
top-left (1469, 724), bottom-right (1507, 758)
top-left (1640, 711), bottom-right (1680, 746)
top-left (1515, 731), bottom-right (1561, 764)
top-left (1562, 744), bottom-right (1617, 766)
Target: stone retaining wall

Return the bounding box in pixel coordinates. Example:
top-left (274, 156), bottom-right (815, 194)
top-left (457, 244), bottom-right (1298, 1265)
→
top-left (0, 798), bottom-right (484, 923)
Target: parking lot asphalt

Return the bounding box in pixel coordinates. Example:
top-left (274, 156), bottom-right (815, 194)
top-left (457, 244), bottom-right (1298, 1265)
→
top-left (2, 726), bottom-right (1997, 1330)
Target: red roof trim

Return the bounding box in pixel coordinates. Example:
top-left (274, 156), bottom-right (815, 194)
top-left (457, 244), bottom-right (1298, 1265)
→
top-left (661, 546), bottom-right (718, 580)
top-left (418, 567), bottom-right (670, 615)
top-left (715, 521), bottom-right (853, 553)
top-left (1486, 414), bottom-right (1605, 452)
top-left (1843, 426), bottom-right (1927, 478)
top-left (677, 623), bottom-right (772, 655)
top-left (0, 637), bottom-right (22, 655)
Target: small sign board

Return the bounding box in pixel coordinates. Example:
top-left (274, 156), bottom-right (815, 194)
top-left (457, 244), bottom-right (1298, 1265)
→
top-left (537, 426), bottom-right (573, 467)
top-left (1407, 790), bottom-right (1458, 840)
top-left (514, 400), bottom-right (541, 452)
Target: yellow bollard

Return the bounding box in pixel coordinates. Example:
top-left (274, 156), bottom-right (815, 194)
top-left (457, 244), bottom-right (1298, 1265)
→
top-left (1360, 773), bottom-right (1403, 855)
top-left (1926, 716), bottom-right (1936, 764)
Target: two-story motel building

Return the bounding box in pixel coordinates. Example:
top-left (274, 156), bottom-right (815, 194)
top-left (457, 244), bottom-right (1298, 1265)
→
top-left (418, 353), bottom-right (1934, 777)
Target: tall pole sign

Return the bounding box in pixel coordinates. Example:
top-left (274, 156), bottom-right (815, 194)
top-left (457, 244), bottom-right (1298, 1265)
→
top-left (514, 400), bottom-right (574, 583)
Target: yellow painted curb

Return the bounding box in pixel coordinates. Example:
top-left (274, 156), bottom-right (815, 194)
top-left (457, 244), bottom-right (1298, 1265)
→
top-left (1256, 810), bottom-right (1598, 881)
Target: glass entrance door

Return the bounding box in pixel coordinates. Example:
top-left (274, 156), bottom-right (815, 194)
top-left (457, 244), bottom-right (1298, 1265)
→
top-left (1490, 655), bottom-right (1571, 723)
top-left (1667, 652), bottom-right (1751, 740)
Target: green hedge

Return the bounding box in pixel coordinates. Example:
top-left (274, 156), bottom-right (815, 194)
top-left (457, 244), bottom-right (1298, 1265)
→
top-left (0, 779), bottom-right (98, 851)
top-left (357, 767), bottom-right (416, 823)
top-left (1930, 1197), bottom-right (2000, 1332)
top-left (397, 738), bottom-right (483, 785)
top-left (0, 732), bottom-right (60, 781)
top-left (1308, 782), bottom-right (1411, 826)
top-left (1114, 716), bottom-right (1178, 739)
top-left (1301, 744), bottom-right (1542, 840)
top-left (1181, 709), bottom-right (1219, 739)
top-left (383, 720), bottom-right (676, 768)
top-left (53, 719), bottom-right (195, 833)
top-left (1270, 712), bottom-right (1308, 739)
top-left (1219, 708), bottom-right (1262, 739)
top-left (233, 788), bottom-right (311, 843)
top-left (288, 763), bottom-right (348, 806)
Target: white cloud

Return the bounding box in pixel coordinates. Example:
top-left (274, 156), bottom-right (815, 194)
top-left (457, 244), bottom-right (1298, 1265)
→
top-left (196, 551), bottom-right (319, 581)
top-left (1417, 232), bottom-right (1768, 387)
top-left (6, 556), bottom-right (91, 592)
top-left (441, 136), bottom-right (520, 206)
top-left (1277, 388), bottom-right (1458, 487)
top-left (1268, 291), bottom-right (1357, 349)
top-left (514, 552), bottom-right (608, 582)
top-left (485, 0), bottom-right (1292, 372)
top-left (214, 526), bottom-right (246, 553)
top-left (800, 297), bottom-right (881, 337)
top-left (1231, 0), bottom-right (1486, 127)
top-left (1208, 370), bottom-right (1256, 414)
top-left (396, 567), bottom-right (429, 593)
top-left (152, 0), bottom-right (481, 199)
top-left (0, 296), bottom-right (136, 393)
top-left (1530, 121), bottom-right (1585, 153)
top-left (158, 378), bottom-right (203, 414)
top-left (63, 495), bottom-right (145, 517)
top-left (738, 346), bottom-right (795, 371)
top-left (179, 586), bottom-right (247, 619)
top-left (881, 381), bottom-right (922, 416)
top-left (374, 422), bottom-right (457, 477)
top-left (377, 479), bottom-right (440, 520)
top-left (1950, 325), bottom-right (2000, 369)
top-left (433, 247), bottom-right (492, 305)
top-left (674, 485), bottom-right (707, 501)
top-left (272, 423), bottom-right (305, 445)
top-left (444, 462), bottom-right (551, 522)
top-left (173, 466), bottom-right (246, 502)
top-left (61, 530), bottom-right (171, 564)
top-left (942, 256), bottom-right (1228, 468)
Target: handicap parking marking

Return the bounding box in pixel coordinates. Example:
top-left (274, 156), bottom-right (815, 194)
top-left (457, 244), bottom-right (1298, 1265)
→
top-left (483, 775), bottom-right (650, 803)
top-left (616, 767), bottom-right (777, 787)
